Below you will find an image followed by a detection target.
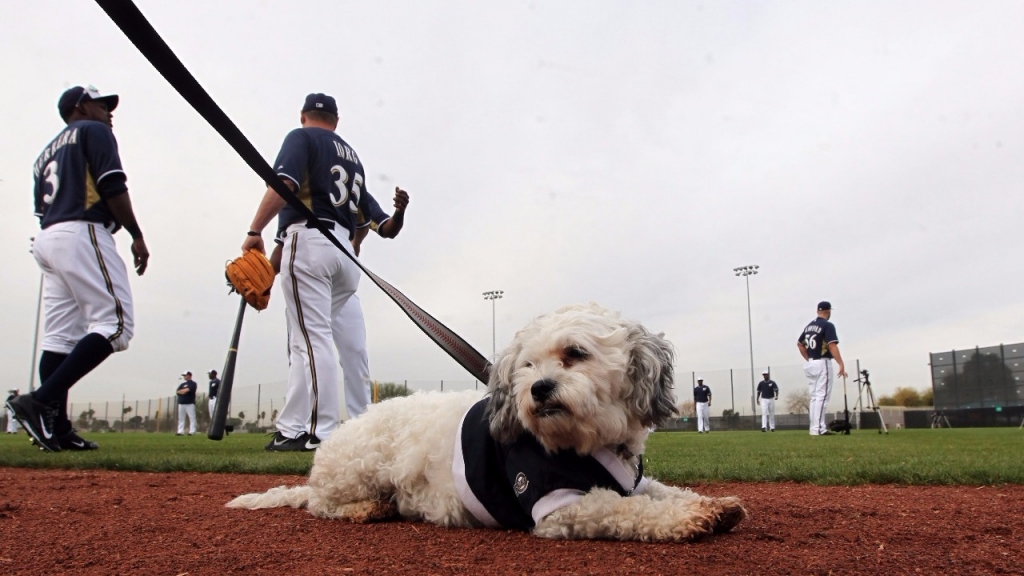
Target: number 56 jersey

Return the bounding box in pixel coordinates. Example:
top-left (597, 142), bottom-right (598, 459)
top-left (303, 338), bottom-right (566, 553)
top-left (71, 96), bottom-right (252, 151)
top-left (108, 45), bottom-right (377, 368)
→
top-left (32, 120), bottom-right (126, 230)
top-left (798, 317), bottom-right (839, 360)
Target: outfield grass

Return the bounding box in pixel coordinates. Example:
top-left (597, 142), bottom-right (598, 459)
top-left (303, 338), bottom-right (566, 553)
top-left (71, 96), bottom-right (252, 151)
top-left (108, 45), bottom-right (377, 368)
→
top-left (0, 432), bottom-right (312, 475)
top-left (1, 428), bottom-right (1021, 485)
top-left (646, 428), bottom-right (1024, 485)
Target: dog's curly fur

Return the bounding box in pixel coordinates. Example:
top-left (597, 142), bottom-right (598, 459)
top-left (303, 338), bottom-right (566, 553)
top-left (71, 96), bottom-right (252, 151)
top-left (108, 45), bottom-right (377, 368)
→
top-left (227, 303), bottom-right (747, 541)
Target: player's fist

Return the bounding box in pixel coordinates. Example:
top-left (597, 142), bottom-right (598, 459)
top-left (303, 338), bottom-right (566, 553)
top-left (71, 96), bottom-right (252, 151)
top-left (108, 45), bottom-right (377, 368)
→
top-left (393, 187), bottom-right (409, 213)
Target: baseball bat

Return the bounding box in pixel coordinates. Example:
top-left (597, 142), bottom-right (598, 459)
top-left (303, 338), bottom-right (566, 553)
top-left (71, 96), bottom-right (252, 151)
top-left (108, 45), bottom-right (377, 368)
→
top-left (208, 295), bottom-right (247, 440)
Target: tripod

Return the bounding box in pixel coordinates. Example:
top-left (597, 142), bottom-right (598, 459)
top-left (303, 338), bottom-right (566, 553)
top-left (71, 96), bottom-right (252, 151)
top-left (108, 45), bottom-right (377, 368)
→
top-left (931, 411), bottom-right (952, 429)
top-left (852, 369), bottom-right (888, 434)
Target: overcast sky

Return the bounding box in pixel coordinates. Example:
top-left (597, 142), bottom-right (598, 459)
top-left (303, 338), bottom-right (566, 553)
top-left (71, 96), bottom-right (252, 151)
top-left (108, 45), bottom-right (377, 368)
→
top-left (2, 1), bottom-right (1022, 411)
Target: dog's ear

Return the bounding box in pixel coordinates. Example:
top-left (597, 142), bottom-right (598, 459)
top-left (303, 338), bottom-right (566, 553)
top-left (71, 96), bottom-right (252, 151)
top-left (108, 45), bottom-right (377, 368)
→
top-left (625, 326), bottom-right (678, 427)
top-left (486, 340), bottom-right (525, 443)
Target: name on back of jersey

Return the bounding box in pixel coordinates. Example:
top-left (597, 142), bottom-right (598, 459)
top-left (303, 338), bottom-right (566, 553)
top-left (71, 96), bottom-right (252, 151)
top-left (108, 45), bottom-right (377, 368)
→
top-left (33, 127), bottom-right (79, 177)
top-left (333, 140), bottom-right (360, 165)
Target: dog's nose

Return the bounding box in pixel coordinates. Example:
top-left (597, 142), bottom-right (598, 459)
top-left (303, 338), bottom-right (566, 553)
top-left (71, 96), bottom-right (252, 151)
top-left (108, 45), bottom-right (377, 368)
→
top-left (531, 379), bottom-right (556, 402)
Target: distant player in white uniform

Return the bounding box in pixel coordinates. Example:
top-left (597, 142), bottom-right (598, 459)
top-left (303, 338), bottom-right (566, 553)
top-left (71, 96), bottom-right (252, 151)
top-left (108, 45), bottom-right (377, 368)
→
top-left (5, 390), bottom-right (20, 433)
top-left (207, 369), bottom-right (221, 419)
top-left (756, 371), bottom-right (779, 432)
top-left (175, 372), bottom-right (198, 436)
top-left (797, 301), bottom-right (847, 436)
top-left (5, 85), bottom-right (149, 453)
top-left (694, 379), bottom-right (712, 433)
top-left (243, 93), bottom-right (408, 451)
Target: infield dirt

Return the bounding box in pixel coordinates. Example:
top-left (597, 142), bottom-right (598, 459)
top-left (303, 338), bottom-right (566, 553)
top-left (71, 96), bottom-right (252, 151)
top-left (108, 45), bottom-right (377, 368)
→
top-left (0, 468), bottom-right (1019, 575)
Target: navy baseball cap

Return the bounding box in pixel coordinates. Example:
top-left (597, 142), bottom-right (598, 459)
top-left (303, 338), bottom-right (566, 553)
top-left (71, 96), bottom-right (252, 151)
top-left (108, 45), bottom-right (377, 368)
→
top-left (817, 301), bottom-right (832, 311)
top-left (301, 93), bottom-right (338, 116)
top-left (58, 85), bottom-right (119, 120)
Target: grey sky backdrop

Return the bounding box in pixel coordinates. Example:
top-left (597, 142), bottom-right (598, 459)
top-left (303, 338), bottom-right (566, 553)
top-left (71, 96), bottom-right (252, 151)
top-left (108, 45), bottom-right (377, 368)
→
top-left (2, 1), bottom-right (1022, 410)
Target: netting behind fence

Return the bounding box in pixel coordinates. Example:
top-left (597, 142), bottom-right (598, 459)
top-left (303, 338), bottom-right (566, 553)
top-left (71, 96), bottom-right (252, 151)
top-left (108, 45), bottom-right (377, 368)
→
top-left (64, 378), bottom-right (486, 433)
top-left (60, 361), bottom-right (855, 433)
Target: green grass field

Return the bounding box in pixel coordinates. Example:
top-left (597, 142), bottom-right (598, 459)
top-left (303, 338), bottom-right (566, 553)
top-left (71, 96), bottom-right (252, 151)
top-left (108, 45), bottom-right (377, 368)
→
top-left (1, 428), bottom-right (1021, 485)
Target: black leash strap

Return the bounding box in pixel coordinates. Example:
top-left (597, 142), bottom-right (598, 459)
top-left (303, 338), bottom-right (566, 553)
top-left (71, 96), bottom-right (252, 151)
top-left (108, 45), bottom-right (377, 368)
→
top-left (94, 0), bottom-right (491, 383)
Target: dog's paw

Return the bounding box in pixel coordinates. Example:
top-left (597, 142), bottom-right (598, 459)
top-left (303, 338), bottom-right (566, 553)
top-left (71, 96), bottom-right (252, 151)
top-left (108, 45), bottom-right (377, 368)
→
top-left (345, 499), bottom-right (399, 523)
top-left (710, 496), bottom-right (747, 534)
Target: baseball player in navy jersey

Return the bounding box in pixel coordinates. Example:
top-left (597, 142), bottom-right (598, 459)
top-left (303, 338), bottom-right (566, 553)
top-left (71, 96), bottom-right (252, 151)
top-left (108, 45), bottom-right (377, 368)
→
top-left (797, 301), bottom-right (847, 436)
top-left (175, 371), bottom-right (198, 436)
top-left (694, 379), bottom-right (712, 433)
top-left (243, 93), bottom-right (408, 452)
top-left (756, 371), bottom-right (779, 432)
top-left (207, 369), bottom-right (221, 418)
top-left (6, 85), bottom-right (149, 453)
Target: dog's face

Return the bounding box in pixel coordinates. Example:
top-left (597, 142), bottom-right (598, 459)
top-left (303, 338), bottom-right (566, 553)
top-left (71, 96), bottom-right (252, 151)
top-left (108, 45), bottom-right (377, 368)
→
top-left (487, 303), bottom-right (677, 454)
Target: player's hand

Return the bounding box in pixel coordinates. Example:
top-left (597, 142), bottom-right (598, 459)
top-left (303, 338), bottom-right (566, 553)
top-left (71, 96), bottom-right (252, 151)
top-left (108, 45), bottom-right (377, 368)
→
top-left (393, 187), bottom-right (409, 213)
top-left (837, 365), bottom-right (848, 379)
top-left (242, 234), bottom-right (265, 255)
top-left (131, 238), bottom-right (150, 276)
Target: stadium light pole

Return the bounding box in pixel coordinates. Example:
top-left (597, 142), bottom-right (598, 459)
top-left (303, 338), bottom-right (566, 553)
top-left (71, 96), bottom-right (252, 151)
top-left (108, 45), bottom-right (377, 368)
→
top-left (482, 290), bottom-right (504, 361)
top-left (733, 265), bottom-right (759, 414)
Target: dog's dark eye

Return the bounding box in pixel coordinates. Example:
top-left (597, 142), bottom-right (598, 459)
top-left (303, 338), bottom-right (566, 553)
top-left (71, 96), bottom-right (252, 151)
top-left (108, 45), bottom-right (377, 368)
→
top-left (563, 345), bottom-right (589, 364)
top-left (524, 361), bottom-right (534, 369)
top-left (566, 346), bottom-right (588, 359)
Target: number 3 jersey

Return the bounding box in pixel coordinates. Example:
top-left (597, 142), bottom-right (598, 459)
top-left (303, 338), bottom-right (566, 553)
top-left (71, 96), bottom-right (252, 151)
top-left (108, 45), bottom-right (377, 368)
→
top-left (799, 317), bottom-right (839, 360)
top-left (32, 120), bottom-right (127, 230)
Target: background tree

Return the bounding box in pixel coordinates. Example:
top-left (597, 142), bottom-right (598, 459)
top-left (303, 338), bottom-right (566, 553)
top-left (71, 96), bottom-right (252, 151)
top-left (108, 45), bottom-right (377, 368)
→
top-left (785, 390), bottom-right (810, 414)
top-left (676, 399), bottom-right (696, 418)
top-left (375, 382), bottom-right (413, 402)
top-left (878, 387), bottom-right (933, 407)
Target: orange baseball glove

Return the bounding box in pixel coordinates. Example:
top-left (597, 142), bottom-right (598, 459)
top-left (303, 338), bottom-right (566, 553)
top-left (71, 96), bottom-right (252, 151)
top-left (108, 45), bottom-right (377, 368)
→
top-left (225, 249), bottom-right (275, 310)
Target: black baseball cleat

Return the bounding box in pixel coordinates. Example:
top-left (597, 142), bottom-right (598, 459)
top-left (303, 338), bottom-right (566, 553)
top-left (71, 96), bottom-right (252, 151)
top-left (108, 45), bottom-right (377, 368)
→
top-left (6, 394), bottom-right (61, 453)
top-left (58, 429), bottom-right (99, 451)
top-left (761, 428), bottom-right (766, 432)
top-left (265, 431), bottom-right (318, 452)
top-left (303, 435), bottom-right (321, 451)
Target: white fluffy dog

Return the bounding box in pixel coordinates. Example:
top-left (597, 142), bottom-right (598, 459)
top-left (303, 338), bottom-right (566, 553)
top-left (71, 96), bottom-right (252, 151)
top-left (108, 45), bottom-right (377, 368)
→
top-left (228, 303), bottom-right (746, 541)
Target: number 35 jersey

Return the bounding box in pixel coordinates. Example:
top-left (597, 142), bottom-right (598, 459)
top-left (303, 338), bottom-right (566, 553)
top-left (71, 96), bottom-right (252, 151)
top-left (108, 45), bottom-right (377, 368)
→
top-left (273, 126), bottom-right (381, 241)
top-left (798, 317), bottom-right (839, 360)
top-left (32, 120), bottom-right (126, 230)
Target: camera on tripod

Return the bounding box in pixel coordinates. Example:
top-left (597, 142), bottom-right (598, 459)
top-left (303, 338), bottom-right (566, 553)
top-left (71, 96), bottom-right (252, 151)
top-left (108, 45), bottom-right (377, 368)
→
top-left (854, 369), bottom-right (870, 384)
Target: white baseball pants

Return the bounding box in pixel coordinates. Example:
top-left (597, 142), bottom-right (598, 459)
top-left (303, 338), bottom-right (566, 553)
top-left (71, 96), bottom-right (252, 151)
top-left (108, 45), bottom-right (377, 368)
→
top-left (333, 293), bottom-right (372, 420)
top-left (277, 223), bottom-right (360, 442)
top-left (696, 402), bottom-right (710, 432)
top-left (6, 407), bottom-right (20, 433)
top-left (208, 398), bottom-right (217, 420)
top-left (33, 221), bottom-right (134, 354)
top-left (760, 398), bottom-right (776, 430)
top-left (177, 404), bottom-right (197, 435)
top-left (804, 358), bottom-right (834, 435)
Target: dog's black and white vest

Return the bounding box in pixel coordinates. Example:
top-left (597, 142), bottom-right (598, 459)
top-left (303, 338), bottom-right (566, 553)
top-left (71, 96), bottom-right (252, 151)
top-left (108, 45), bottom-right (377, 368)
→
top-left (452, 397), bottom-right (650, 531)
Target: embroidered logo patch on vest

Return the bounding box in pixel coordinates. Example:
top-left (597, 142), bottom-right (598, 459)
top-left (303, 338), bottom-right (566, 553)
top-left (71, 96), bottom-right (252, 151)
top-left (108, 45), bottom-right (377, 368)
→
top-left (513, 472), bottom-right (529, 495)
